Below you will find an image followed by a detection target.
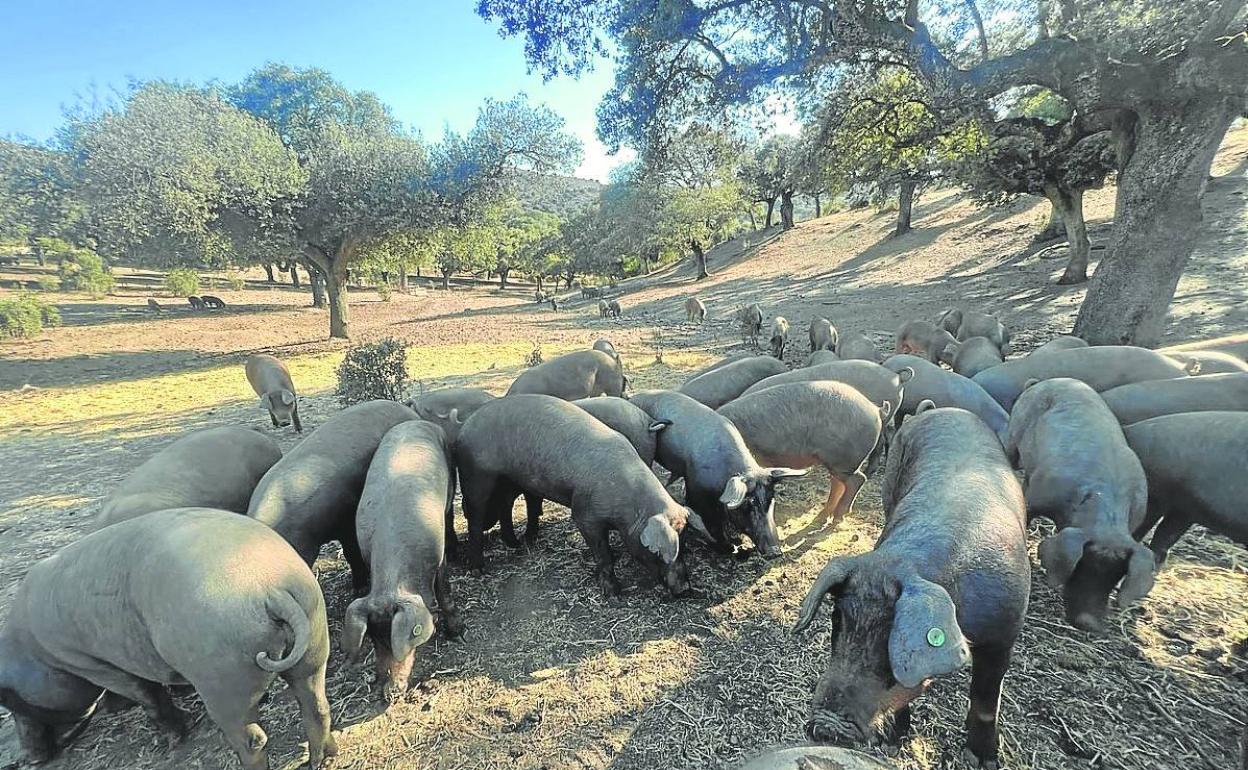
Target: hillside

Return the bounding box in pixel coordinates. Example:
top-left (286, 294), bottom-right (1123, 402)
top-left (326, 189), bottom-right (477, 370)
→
top-left (513, 169), bottom-right (604, 218)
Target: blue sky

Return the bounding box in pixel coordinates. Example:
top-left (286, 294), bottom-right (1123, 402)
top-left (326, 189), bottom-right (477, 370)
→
top-left (0, 0), bottom-right (632, 181)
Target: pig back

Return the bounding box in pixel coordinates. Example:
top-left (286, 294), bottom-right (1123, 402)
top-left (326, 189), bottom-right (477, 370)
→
top-left (245, 354), bottom-right (295, 395)
top-left (1100, 373), bottom-right (1248, 424)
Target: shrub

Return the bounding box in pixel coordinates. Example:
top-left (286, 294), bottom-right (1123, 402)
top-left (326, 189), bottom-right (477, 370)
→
top-left (0, 292), bottom-right (60, 338)
top-left (164, 268), bottom-right (200, 297)
top-left (57, 250), bottom-right (114, 298)
top-left (524, 342), bottom-right (543, 368)
top-left (35, 276), bottom-right (59, 292)
top-left (335, 337), bottom-right (409, 405)
top-left (377, 282), bottom-right (392, 302)
top-left (228, 275), bottom-right (246, 292)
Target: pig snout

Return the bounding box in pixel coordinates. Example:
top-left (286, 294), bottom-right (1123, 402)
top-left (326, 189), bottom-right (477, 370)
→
top-left (747, 497), bottom-right (784, 559)
top-left (662, 560), bottom-right (692, 597)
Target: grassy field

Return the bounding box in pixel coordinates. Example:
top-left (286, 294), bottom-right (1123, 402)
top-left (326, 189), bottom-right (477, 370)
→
top-left (1, 131), bottom-right (1246, 770)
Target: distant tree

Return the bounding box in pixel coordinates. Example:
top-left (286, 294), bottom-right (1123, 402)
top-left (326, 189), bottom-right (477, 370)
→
top-left (738, 136), bottom-right (799, 229)
top-left (0, 139), bottom-right (83, 263)
top-left (479, 0), bottom-right (1248, 346)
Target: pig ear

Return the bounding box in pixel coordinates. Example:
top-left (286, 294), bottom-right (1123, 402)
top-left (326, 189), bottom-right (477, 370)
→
top-left (879, 401), bottom-right (893, 421)
top-left (794, 556), bottom-right (860, 633)
top-left (896, 366), bottom-right (915, 385)
top-left (915, 399), bottom-right (937, 415)
top-left (391, 596), bottom-right (434, 661)
top-left (1023, 377), bottom-right (1042, 391)
top-left (720, 475), bottom-right (749, 508)
top-left (648, 419), bottom-right (673, 433)
top-left (280, 390), bottom-right (295, 406)
top-left (889, 577), bottom-right (971, 688)
top-left (768, 467), bottom-right (810, 481)
top-left (641, 515), bottom-right (680, 564)
top-left (1037, 527), bottom-right (1090, 587)
top-left (341, 598), bottom-right (371, 665)
top-left (682, 508), bottom-right (713, 540)
top-left (1184, 359), bottom-right (1201, 376)
top-left (1117, 543), bottom-right (1157, 607)
top-left (938, 308), bottom-right (961, 332)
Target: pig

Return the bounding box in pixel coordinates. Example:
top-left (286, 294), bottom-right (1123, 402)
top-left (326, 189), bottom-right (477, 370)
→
top-left (202, 295), bottom-right (226, 309)
top-left (807, 349), bottom-right (840, 367)
top-left (187, 295), bottom-right (205, 309)
top-left (1098, 373), bottom-right (1248, 424)
top-left (795, 405), bottom-right (1028, 769)
top-left (688, 351), bottom-right (756, 379)
top-left (94, 426), bottom-right (282, 531)
top-left (770, 316), bottom-right (791, 359)
top-left (718, 381), bottom-right (889, 529)
top-left (882, 355), bottom-right (1008, 440)
top-left (736, 746), bottom-right (895, 770)
top-left (686, 296), bottom-right (707, 323)
top-left (1027, 335), bottom-right (1088, 356)
top-left (248, 399), bottom-right (418, 593)
top-left (894, 320), bottom-right (957, 363)
top-left (944, 336), bottom-right (1004, 378)
top-left (344, 421), bottom-right (462, 703)
top-left (573, 396), bottom-right (671, 466)
top-left (598, 298), bottom-right (610, 318)
top-left (454, 394), bottom-right (708, 595)
top-left (592, 337), bottom-right (619, 360)
top-left (582, 286), bottom-right (603, 299)
top-left (741, 303), bottom-right (764, 347)
top-left (549, 296), bottom-right (560, 312)
top-left (1123, 411), bottom-right (1248, 564)
top-left (741, 359), bottom-right (911, 416)
top-left (1162, 349), bottom-right (1248, 374)
top-left (146, 298), bottom-right (163, 314)
top-left (629, 389), bottom-right (807, 558)
top-left (678, 355), bottom-right (788, 409)
top-left (0, 509), bottom-right (336, 770)
top-left (809, 317), bottom-right (838, 353)
top-left (506, 349), bottom-right (626, 400)
top-left (607, 298), bottom-right (623, 318)
top-left (836, 332), bottom-right (879, 363)
top-left (404, 387), bottom-right (496, 445)
top-left (1004, 378), bottom-right (1154, 631)
top-left (246, 353), bottom-right (303, 432)
top-left (973, 345), bottom-right (1189, 411)
top-left (937, 308), bottom-right (1011, 355)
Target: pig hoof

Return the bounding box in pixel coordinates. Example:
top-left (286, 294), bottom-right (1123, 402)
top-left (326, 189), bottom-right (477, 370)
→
top-left (962, 749), bottom-right (998, 769)
top-left (382, 682), bottom-right (408, 705)
top-left (443, 615), bottom-right (466, 640)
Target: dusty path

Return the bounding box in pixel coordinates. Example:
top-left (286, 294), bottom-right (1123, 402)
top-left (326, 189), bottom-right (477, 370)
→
top-left (0, 129), bottom-right (1245, 770)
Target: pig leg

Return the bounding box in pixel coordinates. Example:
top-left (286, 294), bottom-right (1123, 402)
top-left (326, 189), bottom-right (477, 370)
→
top-left (74, 668), bottom-right (188, 742)
top-left (292, 403), bottom-right (303, 433)
top-left (339, 529), bottom-right (370, 596)
top-left (282, 667), bottom-right (338, 769)
top-left (575, 518), bottom-right (621, 597)
top-left (830, 471), bottom-right (867, 527)
top-left (435, 566), bottom-right (465, 639)
top-left (444, 504), bottom-right (460, 562)
top-left (820, 477), bottom-right (846, 526)
top-left (461, 474), bottom-right (498, 571)
top-left (269, 411), bottom-right (279, 428)
top-left (524, 493), bottom-right (543, 544)
top-left (492, 481), bottom-right (523, 548)
top-left (964, 643), bottom-right (1012, 769)
top-left (196, 683), bottom-right (269, 770)
top-left (1146, 514), bottom-right (1193, 566)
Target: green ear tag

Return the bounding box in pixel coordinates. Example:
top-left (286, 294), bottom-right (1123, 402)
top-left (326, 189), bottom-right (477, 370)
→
top-left (926, 627), bottom-right (946, 647)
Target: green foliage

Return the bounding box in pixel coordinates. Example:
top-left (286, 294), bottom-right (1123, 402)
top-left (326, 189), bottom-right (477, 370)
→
top-left (227, 275), bottom-right (246, 292)
top-left (57, 249), bottom-right (114, 297)
top-left (376, 282), bottom-right (392, 302)
top-left (164, 268), bottom-right (201, 296)
top-left (0, 139), bottom-right (83, 246)
top-left (0, 291), bottom-right (60, 338)
top-left (35, 276), bottom-right (59, 292)
top-left (334, 337), bottom-right (409, 405)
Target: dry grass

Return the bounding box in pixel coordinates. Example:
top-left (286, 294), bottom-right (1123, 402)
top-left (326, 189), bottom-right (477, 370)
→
top-left (1, 131), bottom-right (1247, 770)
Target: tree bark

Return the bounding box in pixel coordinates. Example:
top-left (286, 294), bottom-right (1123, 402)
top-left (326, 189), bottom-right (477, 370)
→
top-left (814, 193), bottom-right (822, 218)
top-left (1034, 199), bottom-right (1066, 242)
top-left (324, 264), bottom-right (349, 339)
top-left (1044, 186), bottom-right (1090, 285)
top-left (398, 265), bottom-right (408, 292)
top-left (748, 207), bottom-right (757, 230)
top-left (303, 258), bottom-right (324, 307)
top-left (499, 266), bottom-right (510, 290)
top-left (564, 270), bottom-right (575, 289)
top-left (780, 190), bottom-right (795, 229)
top-left (441, 270), bottom-right (451, 291)
top-left (895, 180), bottom-right (916, 236)
top-left (289, 262), bottom-right (301, 287)
top-left (262, 263), bottom-right (276, 283)
top-left (1073, 101), bottom-right (1236, 346)
top-left (764, 197), bottom-right (777, 228)
top-left (692, 239), bottom-right (709, 280)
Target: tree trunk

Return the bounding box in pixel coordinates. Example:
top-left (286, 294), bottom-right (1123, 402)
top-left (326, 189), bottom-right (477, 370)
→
top-left (764, 197), bottom-right (776, 228)
top-left (289, 262), bottom-right (301, 287)
top-left (748, 207), bottom-right (757, 230)
top-left (1044, 186), bottom-right (1090, 285)
top-left (564, 271), bottom-right (575, 289)
top-left (1034, 199), bottom-right (1066, 242)
top-left (894, 180), bottom-right (916, 236)
top-left (305, 259), bottom-right (325, 307)
top-left (262, 263), bottom-right (276, 283)
top-left (324, 265), bottom-right (349, 339)
top-left (499, 267), bottom-right (510, 290)
top-left (536, 275), bottom-right (544, 292)
top-left (780, 190), bottom-right (795, 229)
top-left (692, 239), bottom-right (709, 280)
top-left (1073, 101), bottom-right (1236, 346)
top-left (398, 265), bottom-right (408, 292)
top-left (441, 270), bottom-right (451, 291)
top-left (814, 193), bottom-right (822, 218)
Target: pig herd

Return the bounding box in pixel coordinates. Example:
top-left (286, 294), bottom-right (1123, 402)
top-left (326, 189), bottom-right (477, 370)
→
top-left (2, 305), bottom-right (1247, 770)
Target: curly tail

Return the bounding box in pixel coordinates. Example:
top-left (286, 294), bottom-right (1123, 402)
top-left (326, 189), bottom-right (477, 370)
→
top-left (255, 591), bottom-right (310, 673)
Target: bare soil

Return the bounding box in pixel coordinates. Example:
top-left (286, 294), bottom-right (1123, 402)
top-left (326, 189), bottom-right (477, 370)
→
top-left (0, 128), bottom-right (1246, 770)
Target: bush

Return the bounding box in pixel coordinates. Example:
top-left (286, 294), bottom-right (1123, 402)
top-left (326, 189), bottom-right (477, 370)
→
top-left (524, 342), bottom-right (543, 368)
top-left (376, 282), bottom-right (392, 302)
top-left (335, 337), bottom-right (409, 405)
top-left (57, 250), bottom-right (114, 298)
top-left (164, 268), bottom-right (201, 297)
top-left (228, 275), bottom-right (246, 292)
top-left (0, 292), bottom-right (61, 338)
top-left (35, 276), bottom-right (59, 292)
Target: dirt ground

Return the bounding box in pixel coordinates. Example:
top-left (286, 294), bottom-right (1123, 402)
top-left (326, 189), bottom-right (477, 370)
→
top-left (1, 128), bottom-right (1246, 770)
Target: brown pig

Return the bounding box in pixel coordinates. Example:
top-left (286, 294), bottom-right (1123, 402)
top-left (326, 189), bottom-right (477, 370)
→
top-left (246, 354), bottom-right (302, 432)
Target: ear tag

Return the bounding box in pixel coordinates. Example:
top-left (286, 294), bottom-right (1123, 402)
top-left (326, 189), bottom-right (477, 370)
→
top-left (926, 627), bottom-right (946, 648)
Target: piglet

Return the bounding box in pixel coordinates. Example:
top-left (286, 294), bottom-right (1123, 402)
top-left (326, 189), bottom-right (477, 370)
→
top-left (795, 405), bottom-right (1029, 769)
